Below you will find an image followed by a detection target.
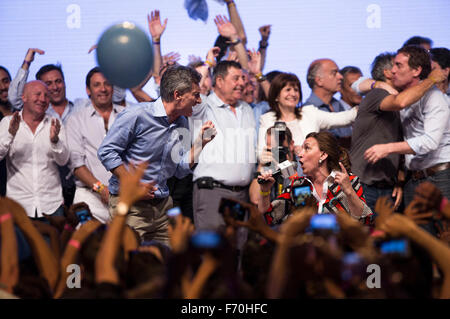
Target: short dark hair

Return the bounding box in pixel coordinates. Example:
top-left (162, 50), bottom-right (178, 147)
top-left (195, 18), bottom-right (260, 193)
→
top-left (430, 47), bottom-right (450, 81)
top-left (36, 64), bottom-right (64, 81)
top-left (160, 65), bottom-right (201, 102)
top-left (371, 52), bottom-right (396, 81)
top-left (0, 65), bottom-right (11, 81)
top-left (212, 60), bottom-right (242, 87)
top-left (397, 45), bottom-right (432, 80)
top-left (339, 66), bottom-right (362, 77)
top-left (403, 36), bottom-right (433, 48)
top-left (306, 60), bottom-right (322, 89)
top-left (85, 66), bottom-right (102, 88)
top-left (268, 72), bottom-right (302, 120)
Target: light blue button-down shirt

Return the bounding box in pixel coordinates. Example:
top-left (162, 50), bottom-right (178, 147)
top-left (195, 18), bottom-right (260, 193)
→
top-left (97, 98), bottom-right (192, 197)
top-left (400, 86), bottom-right (450, 170)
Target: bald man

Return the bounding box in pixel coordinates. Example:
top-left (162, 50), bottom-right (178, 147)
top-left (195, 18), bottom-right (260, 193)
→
top-left (0, 80), bottom-right (69, 219)
top-left (305, 58), bottom-right (354, 148)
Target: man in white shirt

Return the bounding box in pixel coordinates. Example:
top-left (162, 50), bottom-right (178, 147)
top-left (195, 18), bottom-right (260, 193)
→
top-left (0, 80), bottom-right (69, 218)
top-left (66, 67), bottom-right (124, 223)
top-left (191, 60), bottom-right (256, 231)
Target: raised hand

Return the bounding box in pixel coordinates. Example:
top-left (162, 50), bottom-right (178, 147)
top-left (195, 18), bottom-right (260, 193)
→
top-left (147, 10), bottom-right (167, 40)
top-left (334, 162), bottom-right (352, 194)
top-left (364, 143), bottom-right (391, 164)
top-left (247, 49), bottom-right (261, 75)
top-left (205, 47), bottom-right (221, 66)
top-left (162, 52), bottom-right (181, 64)
top-left (428, 67), bottom-right (447, 84)
top-left (404, 199), bottom-right (435, 225)
top-left (168, 213), bottom-right (195, 254)
top-left (258, 25), bottom-right (271, 40)
top-left (374, 196), bottom-right (394, 229)
top-left (214, 15), bottom-right (238, 40)
top-left (24, 48), bottom-right (45, 67)
top-left (8, 111), bottom-right (21, 136)
top-left (413, 181), bottom-right (443, 212)
top-left (226, 51), bottom-right (238, 62)
top-left (380, 213), bottom-right (417, 237)
top-left (280, 206), bottom-right (316, 238)
top-left (50, 118), bottom-right (61, 144)
top-left (199, 121), bottom-right (216, 147)
top-left (119, 161), bottom-right (156, 206)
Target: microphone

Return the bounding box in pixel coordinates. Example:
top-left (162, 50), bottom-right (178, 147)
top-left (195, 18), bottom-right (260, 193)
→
top-left (257, 160), bottom-right (297, 184)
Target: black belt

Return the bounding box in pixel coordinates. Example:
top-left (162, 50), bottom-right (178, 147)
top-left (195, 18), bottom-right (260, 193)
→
top-left (196, 177), bottom-right (247, 192)
top-left (409, 162), bottom-right (450, 180)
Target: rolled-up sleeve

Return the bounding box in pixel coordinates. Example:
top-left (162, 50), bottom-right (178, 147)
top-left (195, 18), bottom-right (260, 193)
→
top-left (0, 117), bottom-right (14, 160)
top-left (8, 68), bottom-right (28, 111)
top-left (98, 110), bottom-right (137, 171)
top-left (405, 94), bottom-right (449, 155)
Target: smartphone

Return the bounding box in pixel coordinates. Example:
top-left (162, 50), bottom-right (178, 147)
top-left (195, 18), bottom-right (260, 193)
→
top-left (218, 198), bottom-right (248, 221)
top-left (190, 231), bottom-right (222, 250)
top-left (310, 214), bottom-right (339, 233)
top-left (167, 207), bottom-right (182, 227)
top-left (292, 185), bottom-right (312, 207)
top-left (379, 238), bottom-right (410, 257)
top-left (75, 209), bottom-right (92, 224)
top-left (167, 207), bottom-right (181, 218)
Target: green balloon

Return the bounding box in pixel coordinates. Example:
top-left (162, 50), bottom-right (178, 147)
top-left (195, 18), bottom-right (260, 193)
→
top-left (96, 22), bottom-right (153, 88)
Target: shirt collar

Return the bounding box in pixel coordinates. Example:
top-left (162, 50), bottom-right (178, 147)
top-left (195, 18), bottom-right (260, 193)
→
top-left (88, 102), bottom-right (123, 117)
top-left (209, 91), bottom-right (244, 109)
top-left (305, 92), bottom-right (339, 109)
top-left (152, 97), bottom-right (168, 117)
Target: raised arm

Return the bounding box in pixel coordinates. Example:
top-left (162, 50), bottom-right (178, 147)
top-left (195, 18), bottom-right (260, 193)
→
top-left (224, 0), bottom-right (247, 46)
top-left (95, 162), bottom-right (149, 285)
top-left (0, 202), bottom-right (19, 293)
top-left (380, 213), bottom-right (450, 298)
top-left (214, 15), bottom-right (249, 70)
top-left (4, 197), bottom-right (59, 292)
top-left (54, 219), bottom-right (102, 298)
top-left (248, 49), bottom-right (270, 99)
top-left (258, 25), bottom-right (271, 72)
top-left (148, 10), bottom-right (167, 80)
top-left (8, 48), bottom-right (45, 110)
top-left (379, 68), bottom-right (446, 111)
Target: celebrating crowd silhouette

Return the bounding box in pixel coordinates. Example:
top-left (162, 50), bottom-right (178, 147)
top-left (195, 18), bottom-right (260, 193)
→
top-left (0, 1), bottom-right (450, 299)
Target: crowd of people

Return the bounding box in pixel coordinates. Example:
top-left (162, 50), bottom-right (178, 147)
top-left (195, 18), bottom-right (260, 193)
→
top-left (0, 1), bottom-right (449, 299)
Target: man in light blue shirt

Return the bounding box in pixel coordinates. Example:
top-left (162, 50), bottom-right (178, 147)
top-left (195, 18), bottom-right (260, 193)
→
top-left (364, 46), bottom-right (449, 235)
top-left (305, 59), bottom-right (353, 148)
top-left (98, 66), bottom-right (215, 245)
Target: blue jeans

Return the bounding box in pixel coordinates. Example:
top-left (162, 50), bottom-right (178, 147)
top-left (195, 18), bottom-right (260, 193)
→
top-left (361, 183), bottom-right (394, 219)
top-left (404, 167), bottom-right (450, 236)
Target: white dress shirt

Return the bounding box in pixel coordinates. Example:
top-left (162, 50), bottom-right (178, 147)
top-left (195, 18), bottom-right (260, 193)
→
top-left (258, 105), bottom-right (357, 156)
top-left (400, 87), bottom-right (450, 170)
top-left (66, 102), bottom-right (125, 188)
top-left (191, 92), bottom-right (256, 186)
top-left (0, 112), bottom-right (69, 217)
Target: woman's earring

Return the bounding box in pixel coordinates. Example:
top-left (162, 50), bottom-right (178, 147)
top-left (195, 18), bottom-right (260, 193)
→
top-left (318, 159), bottom-right (323, 164)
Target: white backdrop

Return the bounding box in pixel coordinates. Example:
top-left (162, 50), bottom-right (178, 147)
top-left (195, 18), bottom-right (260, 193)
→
top-left (1, 0), bottom-right (449, 102)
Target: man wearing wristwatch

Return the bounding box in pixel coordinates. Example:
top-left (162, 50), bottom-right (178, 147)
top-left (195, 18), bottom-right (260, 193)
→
top-left (66, 67), bottom-right (124, 223)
